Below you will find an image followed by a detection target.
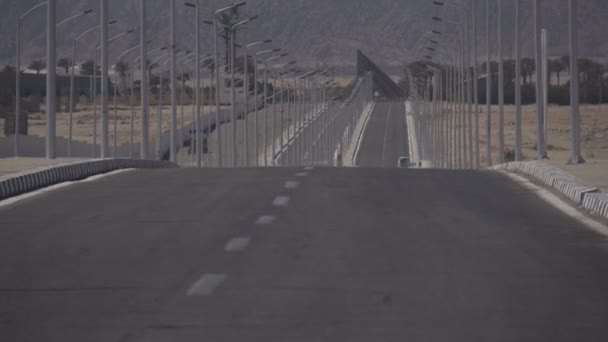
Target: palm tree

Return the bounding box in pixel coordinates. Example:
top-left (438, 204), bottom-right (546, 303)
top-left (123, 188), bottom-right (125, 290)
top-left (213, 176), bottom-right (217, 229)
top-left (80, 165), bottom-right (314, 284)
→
top-left (57, 57), bottom-right (72, 75)
top-left (28, 60), bottom-right (46, 75)
top-left (578, 58), bottom-right (602, 105)
top-left (114, 61), bottom-right (130, 93)
top-left (560, 56), bottom-right (570, 76)
top-left (521, 58), bottom-right (535, 85)
top-left (217, 7), bottom-right (244, 69)
top-left (2, 65), bottom-right (16, 73)
top-left (548, 59), bottom-right (565, 85)
top-left (503, 59), bottom-right (516, 83)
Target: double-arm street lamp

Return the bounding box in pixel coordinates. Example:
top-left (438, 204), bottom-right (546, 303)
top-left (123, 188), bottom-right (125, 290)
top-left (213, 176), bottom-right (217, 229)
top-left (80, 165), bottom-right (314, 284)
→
top-left (432, 16), bottom-right (467, 169)
top-left (68, 20), bottom-right (117, 158)
top-left (210, 2), bottom-right (247, 167)
top-left (253, 48), bottom-right (281, 166)
top-left (15, 2), bottom-right (93, 158)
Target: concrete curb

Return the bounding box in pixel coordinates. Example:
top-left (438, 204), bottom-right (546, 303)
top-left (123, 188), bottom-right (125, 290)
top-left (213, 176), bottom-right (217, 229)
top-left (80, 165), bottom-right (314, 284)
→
top-left (491, 161), bottom-right (606, 220)
top-left (0, 159), bottom-right (178, 201)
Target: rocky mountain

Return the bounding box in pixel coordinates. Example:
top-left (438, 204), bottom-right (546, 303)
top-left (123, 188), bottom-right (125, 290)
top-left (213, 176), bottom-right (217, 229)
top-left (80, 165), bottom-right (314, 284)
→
top-left (1, 0), bottom-right (607, 74)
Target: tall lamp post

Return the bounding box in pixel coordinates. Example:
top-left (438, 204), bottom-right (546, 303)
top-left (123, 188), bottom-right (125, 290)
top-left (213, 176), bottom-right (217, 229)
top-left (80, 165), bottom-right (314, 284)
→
top-left (432, 1), bottom-right (474, 168)
top-left (515, 0), bottom-right (522, 161)
top-left (432, 16), bottom-right (466, 169)
top-left (262, 53), bottom-right (288, 166)
top-left (139, 0), bottom-right (149, 160)
top-left (211, 2), bottom-right (247, 167)
top-left (253, 48), bottom-right (281, 166)
top-left (19, 2), bottom-right (93, 159)
top-left (185, 1), bottom-right (202, 167)
top-left (533, 0), bottom-right (546, 160)
top-left (226, 16), bottom-right (258, 167)
top-left (242, 40), bottom-right (272, 167)
top-left (15, 2), bottom-right (46, 157)
top-left (69, 20), bottom-right (116, 158)
top-left (568, 0), bottom-right (584, 164)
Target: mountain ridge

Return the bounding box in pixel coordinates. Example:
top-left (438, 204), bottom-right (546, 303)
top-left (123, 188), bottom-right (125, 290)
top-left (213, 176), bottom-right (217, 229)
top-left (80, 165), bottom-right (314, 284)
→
top-left (1, 0), bottom-right (607, 72)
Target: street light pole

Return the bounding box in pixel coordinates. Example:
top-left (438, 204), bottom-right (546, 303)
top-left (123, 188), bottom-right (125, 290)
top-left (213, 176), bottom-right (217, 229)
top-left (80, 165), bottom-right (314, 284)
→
top-left (243, 40), bottom-right (272, 167)
top-left (140, 0), bottom-right (149, 160)
top-left (568, 0), bottom-right (584, 164)
top-left (533, 0), bottom-right (546, 160)
top-left (15, 2), bottom-right (47, 158)
top-left (515, 0), bottom-right (522, 161)
top-left (170, 0), bottom-right (177, 162)
top-left (472, 0), bottom-right (480, 168)
top-left (498, 0), bottom-right (505, 164)
top-left (46, 0), bottom-right (57, 159)
top-left (212, 3), bottom-right (247, 167)
top-left (486, 0), bottom-right (492, 166)
top-left (100, 0), bottom-right (109, 159)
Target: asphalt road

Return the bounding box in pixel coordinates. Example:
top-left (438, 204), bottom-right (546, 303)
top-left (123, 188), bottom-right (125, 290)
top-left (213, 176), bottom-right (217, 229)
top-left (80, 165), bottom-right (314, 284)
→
top-left (356, 101), bottom-right (409, 168)
top-left (2, 167), bottom-right (608, 341)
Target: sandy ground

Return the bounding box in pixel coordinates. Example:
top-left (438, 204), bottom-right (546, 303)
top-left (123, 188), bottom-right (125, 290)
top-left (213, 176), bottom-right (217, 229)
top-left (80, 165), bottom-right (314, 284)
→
top-left (462, 104), bottom-right (608, 166)
top-left (0, 157), bottom-right (87, 177)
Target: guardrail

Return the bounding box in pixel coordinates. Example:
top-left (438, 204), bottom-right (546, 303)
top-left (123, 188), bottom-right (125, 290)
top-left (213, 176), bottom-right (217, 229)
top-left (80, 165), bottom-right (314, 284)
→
top-left (491, 161), bottom-right (608, 221)
top-left (274, 73), bottom-right (374, 167)
top-left (0, 159), bottom-right (177, 201)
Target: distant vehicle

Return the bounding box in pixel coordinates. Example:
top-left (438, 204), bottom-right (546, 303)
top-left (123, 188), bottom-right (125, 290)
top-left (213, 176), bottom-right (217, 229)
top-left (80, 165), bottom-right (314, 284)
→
top-left (374, 91), bottom-right (380, 97)
top-left (398, 157), bottom-right (409, 168)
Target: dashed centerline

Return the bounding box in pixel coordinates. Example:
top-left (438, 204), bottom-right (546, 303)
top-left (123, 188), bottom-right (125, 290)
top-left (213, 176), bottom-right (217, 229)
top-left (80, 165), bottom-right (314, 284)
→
top-left (272, 196), bottom-right (290, 207)
top-left (225, 237), bottom-right (251, 252)
top-left (296, 172), bottom-right (308, 177)
top-left (186, 274), bottom-right (226, 296)
top-left (285, 181), bottom-right (300, 189)
top-left (256, 215), bottom-right (277, 225)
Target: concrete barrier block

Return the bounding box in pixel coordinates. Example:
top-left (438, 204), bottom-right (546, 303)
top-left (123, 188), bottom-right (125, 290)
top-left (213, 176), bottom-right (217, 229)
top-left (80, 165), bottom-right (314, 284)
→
top-left (0, 159), bottom-right (178, 201)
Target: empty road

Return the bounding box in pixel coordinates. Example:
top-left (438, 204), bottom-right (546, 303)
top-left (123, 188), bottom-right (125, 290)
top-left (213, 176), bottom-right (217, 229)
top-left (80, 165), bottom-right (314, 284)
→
top-left (356, 101), bottom-right (409, 168)
top-left (2, 167), bottom-right (608, 341)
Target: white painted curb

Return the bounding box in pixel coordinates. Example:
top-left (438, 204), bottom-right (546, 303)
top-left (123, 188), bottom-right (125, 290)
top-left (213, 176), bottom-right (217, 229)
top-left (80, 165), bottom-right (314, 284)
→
top-left (491, 161), bottom-right (607, 220)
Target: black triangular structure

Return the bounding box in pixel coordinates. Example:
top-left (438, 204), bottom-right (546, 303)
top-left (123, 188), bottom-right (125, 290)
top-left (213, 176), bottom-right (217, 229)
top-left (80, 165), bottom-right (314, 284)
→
top-left (357, 50), bottom-right (405, 99)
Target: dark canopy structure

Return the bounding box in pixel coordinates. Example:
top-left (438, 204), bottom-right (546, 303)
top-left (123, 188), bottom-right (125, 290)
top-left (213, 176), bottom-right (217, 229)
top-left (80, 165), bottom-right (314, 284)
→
top-left (357, 50), bottom-right (405, 99)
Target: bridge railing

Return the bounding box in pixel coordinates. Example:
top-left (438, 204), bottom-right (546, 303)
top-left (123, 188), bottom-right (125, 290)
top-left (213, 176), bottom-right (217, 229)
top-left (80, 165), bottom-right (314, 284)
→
top-left (273, 72), bottom-right (374, 167)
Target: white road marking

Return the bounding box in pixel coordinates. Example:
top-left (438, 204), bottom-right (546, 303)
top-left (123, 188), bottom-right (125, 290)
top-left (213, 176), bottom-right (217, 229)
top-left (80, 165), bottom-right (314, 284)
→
top-left (296, 172), bottom-right (308, 177)
top-left (351, 102), bottom-right (376, 167)
top-left (225, 237), bottom-right (251, 252)
top-left (285, 181), bottom-right (300, 189)
top-left (304, 166), bottom-right (315, 171)
top-left (0, 169), bottom-right (135, 208)
top-left (186, 274), bottom-right (227, 296)
top-left (273, 196), bottom-right (290, 207)
top-left (256, 215), bottom-right (277, 225)
top-left (380, 103), bottom-right (392, 165)
top-left (503, 172), bottom-right (608, 237)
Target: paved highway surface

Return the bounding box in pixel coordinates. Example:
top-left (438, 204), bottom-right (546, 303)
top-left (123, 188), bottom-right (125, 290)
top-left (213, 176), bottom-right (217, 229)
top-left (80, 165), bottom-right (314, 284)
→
top-left (2, 166), bottom-right (608, 341)
top-left (356, 101), bottom-right (409, 168)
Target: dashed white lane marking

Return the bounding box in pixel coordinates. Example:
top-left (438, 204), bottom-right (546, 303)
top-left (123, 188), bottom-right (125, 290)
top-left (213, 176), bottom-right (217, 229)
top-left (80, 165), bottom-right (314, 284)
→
top-left (273, 196), bottom-right (290, 207)
top-left (304, 166), bottom-right (315, 171)
top-left (296, 172), bottom-right (308, 177)
top-left (256, 215), bottom-right (277, 225)
top-left (225, 237), bottom-right (251, 252)
top-left (285, 181), bottom-right (300, 189)
top-left (186, 274), bottom-right (227, 296)
top-left (0, 169), bottom-right (135, 208)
